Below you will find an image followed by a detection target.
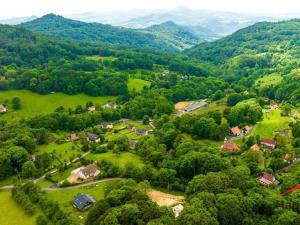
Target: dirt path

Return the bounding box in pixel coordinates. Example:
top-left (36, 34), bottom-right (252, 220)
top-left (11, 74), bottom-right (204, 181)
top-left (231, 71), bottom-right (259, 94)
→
top-left (147, 189), bottom-right (185, 207)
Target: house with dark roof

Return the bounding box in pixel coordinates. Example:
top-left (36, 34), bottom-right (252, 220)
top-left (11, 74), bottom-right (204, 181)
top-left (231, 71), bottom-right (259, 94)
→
top-left (231, 126), bottom-right (241, 136)
top-left (261, 139), bottom-right (276, 149)
top-left (0, 104), bottom-right (7, 113)
top-left (136, 129), bottom-right (148, 136)
top-left (73, 193), bottom-right (96, 211)
top-left (222, 140), bottom-right (239, 152)
top-left (87, 133), bottom-right (101, 142)
top-left (242, 125), bottom-right (251, 135)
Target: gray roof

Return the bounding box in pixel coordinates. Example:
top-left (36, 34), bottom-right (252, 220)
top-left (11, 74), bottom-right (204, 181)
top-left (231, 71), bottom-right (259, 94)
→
top-left (184, 100), bottom-right (207, 112)
top-left (88, 133), bottom-right (99, 141)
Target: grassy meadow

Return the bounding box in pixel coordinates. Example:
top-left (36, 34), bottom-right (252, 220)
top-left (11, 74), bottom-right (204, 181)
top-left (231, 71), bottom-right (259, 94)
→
top-left (0, 90), bottom-right (115, 119)
top-left (252, 109), bottom-right (292, 138)
top-left (128, 78), bottom-right (151, 92)
top-left (0, 190), bottom-right (38, 225)
top-left (255, 73), bottom-right (283, 88)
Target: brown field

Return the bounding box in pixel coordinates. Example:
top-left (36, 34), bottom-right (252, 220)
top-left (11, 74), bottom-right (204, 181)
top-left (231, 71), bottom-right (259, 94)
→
top-left (147, 190), bottom-right (185, 207)
top-left (175, 101), bottom-right (191, 111)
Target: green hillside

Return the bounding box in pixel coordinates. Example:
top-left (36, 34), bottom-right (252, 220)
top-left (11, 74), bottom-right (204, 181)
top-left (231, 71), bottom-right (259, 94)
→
top-left (21, 14), bottom-right (177, 52)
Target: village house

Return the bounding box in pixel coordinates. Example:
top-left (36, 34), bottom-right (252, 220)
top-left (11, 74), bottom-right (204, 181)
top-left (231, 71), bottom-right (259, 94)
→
top-left (102, 102), bottom-right (117, 109)
top-left (87, 133), bottom-right (101, 142)
top-left (136, 129), bottom-right (148, 136)
top-left (251, 144), bottom-right (260, 151)
top-left (67, 133), bottom-right (78, 142)
top-left (87, 105), bottom-right (96, 112)
top-left (100, 122), bottom-right (114, 129)
top-left (258, 172), bottom-right (279, 186)
top-left (231, 126), bottom-right (241, 136)
top-left (284, 153), bottom-right (296, 164)
top-left (0, 104), bottom-right (7, 113)
top-left (261, 138), bottom-right (276, 149)
top-left (222, 140), bottom-right (239, 152)
top-left (279, 129), bottom-right (289, 137)
top-left (172, 204), bottom-right (184, 218)
top-left (78, 164), bottom-right (100, 180)
top-left (73, 193), bottom-right (96, 211)
top-left (242, 125), bottom-right (251, 135)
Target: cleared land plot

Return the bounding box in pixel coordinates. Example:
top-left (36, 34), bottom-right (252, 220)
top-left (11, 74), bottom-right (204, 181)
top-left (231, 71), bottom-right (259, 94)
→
top-left (255, 74), bottom-right (283, 88)
top-left (252, 110), bottom-right (292, 138)
top-left (128, 78), bottom-right (151, 92)
top-left (46, 180), bottom-right (118, 223)
top-left (193, 100), bottom-right (227, 115)
top-left (147, 189), bottom-right (185, 207)
top-left (0, 190), bottom-right (37, 225)
top-left (85, 55), bottom-right (117, 62)
top-left (0, 90), bottom-right (116, 119)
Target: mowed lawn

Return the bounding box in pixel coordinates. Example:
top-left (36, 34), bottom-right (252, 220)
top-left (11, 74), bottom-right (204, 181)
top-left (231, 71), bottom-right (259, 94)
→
top-left (252, 110), bottom-right (292, 138)
top-left (87, 152), bottom-right (145, 168)
top-left (46, 180), bottom-right (118, 223)
top-left (0, 90), bottom-right (116, 119)
top-left (128, 78), bottom-right (151, 92)
top-left (0, 191), bottom-right (37, 225)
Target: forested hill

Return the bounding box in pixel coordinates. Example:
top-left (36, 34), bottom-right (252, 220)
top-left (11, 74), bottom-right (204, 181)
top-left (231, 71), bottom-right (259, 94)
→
top-left (20, 14), bottom-right (178, 52)
top-left (142, 21), bottom-right (201, 51)
top-left (186, 19), bottom-right (300, 64)
top-left (0, 24), bottom-right (90, 66)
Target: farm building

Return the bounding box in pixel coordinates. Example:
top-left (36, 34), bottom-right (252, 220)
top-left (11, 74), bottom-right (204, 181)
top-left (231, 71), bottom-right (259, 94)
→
top-left (136, 129), bottom-right (148, 135)
top-left (172, 204), bottom-right (184, 218)
top-left (184, 100), bottom-right (207, 112)
top-left (102, 102), bottom-right (117, 109)
top-left (73, 193), bottom-right (96, 211)
top-left (87, 105), bottom-right (96, 112)
top-left (261, 139), bottom-right (276, 149)
top-left (0, 104), bottom-right (7, 113)
top-left (242, 125), bottom-right (251, 135)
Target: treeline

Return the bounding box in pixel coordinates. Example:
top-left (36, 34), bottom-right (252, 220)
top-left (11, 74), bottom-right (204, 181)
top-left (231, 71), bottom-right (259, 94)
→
top-left (12, 182), bottom-right (74, 225)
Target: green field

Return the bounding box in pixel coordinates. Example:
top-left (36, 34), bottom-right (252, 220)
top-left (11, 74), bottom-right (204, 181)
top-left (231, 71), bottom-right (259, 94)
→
top-left (37, 141), bottom-right (82, 166)
top-left (255, 74), bottom-right (283, 88)
top-left (0, 90), bottom-right (116, 119)
top-left (0, 191), bottom-right (37, 225)
top-left (252, 110), bottom-right (292, 138)
top-left (128, 78), bottom-right (151, 92)
top-left (87, 152), bottom-right (145, 168)
top-left (193, 99), bottom-right (228, 115)
top-left (85, 55), bottom-right (117, 62)
top-left (47, 180), bottom-right (118, 223)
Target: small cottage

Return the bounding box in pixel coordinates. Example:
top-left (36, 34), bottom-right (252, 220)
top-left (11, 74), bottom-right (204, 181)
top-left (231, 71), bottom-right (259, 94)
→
top-left (258, 172), bottom-right (279, 186)
top-left (242, 126), bottom-right (251, 135)
top-left (78, 164), bottom-right (100, 180)
top-left (250, 144), bottom-right (260, 151)
top-left (222, 140), bottom-right (239, 152)
top-left (136, 129), bottom-right (148, 136)
top-left (87, 106), bottom-right (96, 112)
top-left (67, 133), bottom-right (78, 141)
top-left (100, 122), bottom-right (113, 129)
top-left (172, 204), bottom-right (184, 218)
top-left (87, 133), bottom-right (101, 142)
top-left (230, 126), bottom-right (241, 136)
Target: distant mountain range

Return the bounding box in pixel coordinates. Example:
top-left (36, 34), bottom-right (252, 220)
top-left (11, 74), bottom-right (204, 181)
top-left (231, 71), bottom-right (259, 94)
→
top-left (0, 16), bottom-right (37, 25)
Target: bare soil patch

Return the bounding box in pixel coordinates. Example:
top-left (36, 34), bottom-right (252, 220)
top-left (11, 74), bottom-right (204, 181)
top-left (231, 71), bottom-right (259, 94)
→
top-left (147, 189), bottom-right (185, 207)
top-left (175, 101), bottom-right (191, 111)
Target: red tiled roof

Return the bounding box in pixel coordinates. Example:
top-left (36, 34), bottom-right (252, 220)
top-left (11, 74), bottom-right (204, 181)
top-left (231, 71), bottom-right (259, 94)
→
top-left (261, 139), bottom-right (276, 145)
top-left (0, 104), bottom-right (6, 110)
top-left (251, 144), bottom-right (260, 151)
top-left (231, 126), bottom-right (240, 135)
top-left (223, 140), bottom-right (238, 152)
top-left (281, 184), bottom-right (300, 195)
top-left (259, 172), bottom-right (275, 186)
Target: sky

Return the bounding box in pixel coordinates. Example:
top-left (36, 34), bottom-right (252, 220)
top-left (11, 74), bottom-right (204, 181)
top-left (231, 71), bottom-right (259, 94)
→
top-left (1, 0), bottom-right (300, 19)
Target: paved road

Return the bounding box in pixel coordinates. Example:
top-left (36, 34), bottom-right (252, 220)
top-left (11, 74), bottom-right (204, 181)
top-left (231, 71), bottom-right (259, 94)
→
top-left (0, 178), bottom-right (125, 191)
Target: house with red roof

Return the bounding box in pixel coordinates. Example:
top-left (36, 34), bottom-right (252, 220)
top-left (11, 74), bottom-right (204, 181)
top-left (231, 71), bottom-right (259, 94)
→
top-left (270, 103), bottom-right (279, 110)
top-left (258, 172), bottom-right (279, 186)
top-left (222, 140), bottom-right (239, 152)
top-left (261, 138), bottom-right (276, 149)
top-left (251, 144), bottom-right (260, 151)
top-left (230, 126), bottom-right (241, 137)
